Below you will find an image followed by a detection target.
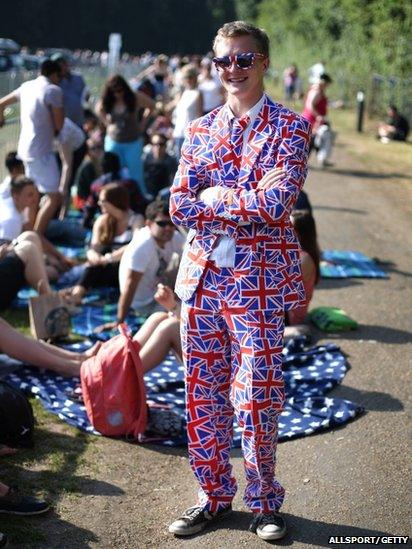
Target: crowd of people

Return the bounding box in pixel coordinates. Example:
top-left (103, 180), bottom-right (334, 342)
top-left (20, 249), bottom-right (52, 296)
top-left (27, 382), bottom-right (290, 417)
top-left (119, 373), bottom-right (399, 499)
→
top-left (0, 22), bottom-right (408, 543)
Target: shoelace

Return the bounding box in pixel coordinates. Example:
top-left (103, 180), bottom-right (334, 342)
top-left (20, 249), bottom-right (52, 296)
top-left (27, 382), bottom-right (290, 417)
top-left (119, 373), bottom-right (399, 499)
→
top-left (182, 506), bottom-right (206, 520)
top-left (182, 505), bottom-right (216, 522)
top-left (249, 512), bottom-right (279, 532)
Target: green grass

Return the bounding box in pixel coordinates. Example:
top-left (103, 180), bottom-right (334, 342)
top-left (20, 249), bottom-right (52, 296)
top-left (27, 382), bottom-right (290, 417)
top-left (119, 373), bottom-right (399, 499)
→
top-left (1, 308), bottom-right (30, 335)
top-left (0, 398), bottom-right (98, 544)
top-left (329, 108), bottom-right (412, 178)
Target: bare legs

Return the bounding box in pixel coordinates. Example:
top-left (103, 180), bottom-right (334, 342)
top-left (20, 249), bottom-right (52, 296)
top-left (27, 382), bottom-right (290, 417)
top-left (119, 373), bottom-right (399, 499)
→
top-left (0, 317), bottom-right (100, 377)
top-left (133, 311), bottom-right (168, 347)
top-left (34, 192), bottom-right (62, 235)
top-left (13, 232), bottom-right (51, 294)
top-left (133, 313), bottom-right (181, 374)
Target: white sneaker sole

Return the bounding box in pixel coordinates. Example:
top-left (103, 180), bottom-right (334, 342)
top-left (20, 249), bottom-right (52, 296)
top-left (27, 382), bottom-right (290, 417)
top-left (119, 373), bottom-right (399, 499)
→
top-left (256, 525), bottom-right (287, 541)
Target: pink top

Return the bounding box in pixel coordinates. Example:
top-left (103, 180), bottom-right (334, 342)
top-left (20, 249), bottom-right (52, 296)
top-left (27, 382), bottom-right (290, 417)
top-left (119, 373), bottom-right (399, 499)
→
top-left (288, 251), bottom-right (317, 325)
top-left (302, 86), bottom-right (328, 126)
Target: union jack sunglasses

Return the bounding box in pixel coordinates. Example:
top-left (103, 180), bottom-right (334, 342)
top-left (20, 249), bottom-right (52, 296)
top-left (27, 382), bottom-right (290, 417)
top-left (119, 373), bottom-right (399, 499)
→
top-left (212, 52), bottom-right (266, 71)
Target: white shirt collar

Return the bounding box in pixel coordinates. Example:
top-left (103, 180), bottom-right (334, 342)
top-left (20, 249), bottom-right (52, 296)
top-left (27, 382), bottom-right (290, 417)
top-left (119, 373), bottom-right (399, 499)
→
top-left (226, 93), bottom-right (266, 126)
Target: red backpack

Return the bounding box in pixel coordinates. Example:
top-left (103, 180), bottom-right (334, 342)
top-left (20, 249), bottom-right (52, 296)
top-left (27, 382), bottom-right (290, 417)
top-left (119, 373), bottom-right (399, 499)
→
top-left (80, 324), bottom-right (147, 438)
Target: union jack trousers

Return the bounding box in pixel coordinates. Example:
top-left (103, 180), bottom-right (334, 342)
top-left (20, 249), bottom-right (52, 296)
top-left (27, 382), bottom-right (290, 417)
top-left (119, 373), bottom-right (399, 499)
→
top-left (182, 262), bottom-right (286, 512)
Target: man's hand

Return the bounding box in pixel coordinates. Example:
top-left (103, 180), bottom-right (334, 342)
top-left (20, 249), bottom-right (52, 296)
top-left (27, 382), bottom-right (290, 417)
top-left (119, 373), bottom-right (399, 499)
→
top-left (94, 321), bottom-right (118, 334)
top-left (154, 283), bottom-right (176, 311)
top-left (257, 168), bottom-right (286, 190)
top-left (199, 186), bottom-right (224, 205)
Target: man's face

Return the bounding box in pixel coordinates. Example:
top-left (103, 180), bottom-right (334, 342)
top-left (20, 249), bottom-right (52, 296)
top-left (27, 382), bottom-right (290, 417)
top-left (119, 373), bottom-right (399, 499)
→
top-left (13, 185), bottom-right (39, 211)
top-left (148, 213), bottom-right (175, 245)
top-left (214, 35), bottom-right (268, 104)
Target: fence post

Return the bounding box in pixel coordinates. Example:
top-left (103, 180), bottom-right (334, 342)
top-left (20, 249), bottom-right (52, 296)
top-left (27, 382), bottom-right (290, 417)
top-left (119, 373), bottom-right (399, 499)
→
top-left (356, 91), bottom-right (365, 132)
top-left (108, 33), bottom-right (122, 75)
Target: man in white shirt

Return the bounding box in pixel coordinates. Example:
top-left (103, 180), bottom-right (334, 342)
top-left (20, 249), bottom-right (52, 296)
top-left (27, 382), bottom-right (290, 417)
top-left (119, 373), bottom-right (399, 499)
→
top-left (0, 60), bottom-right (64, 235)
top-left (0, 175), bottom-right (74, 277)
top-left (97, 200), bottom-right (184, 332)
top-left (0, 177), bottom-right (39, 243)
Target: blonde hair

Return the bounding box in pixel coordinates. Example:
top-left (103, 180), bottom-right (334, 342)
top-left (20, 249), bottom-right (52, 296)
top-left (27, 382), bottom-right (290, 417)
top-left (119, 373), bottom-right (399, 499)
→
top-left (213, 20), bottom-right (269, 57)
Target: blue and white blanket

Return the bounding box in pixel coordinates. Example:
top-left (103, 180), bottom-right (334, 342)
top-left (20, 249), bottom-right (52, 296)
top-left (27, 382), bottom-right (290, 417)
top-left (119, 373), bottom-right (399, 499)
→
top-left (321, 250), bottom-right (388, 279)
top-left (1, 337), bottom-right (364, 446)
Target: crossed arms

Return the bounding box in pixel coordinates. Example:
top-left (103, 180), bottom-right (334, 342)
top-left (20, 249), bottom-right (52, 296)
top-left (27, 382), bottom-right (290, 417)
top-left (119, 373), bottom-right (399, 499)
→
top-left (170, 116), bottom-right (311, 237)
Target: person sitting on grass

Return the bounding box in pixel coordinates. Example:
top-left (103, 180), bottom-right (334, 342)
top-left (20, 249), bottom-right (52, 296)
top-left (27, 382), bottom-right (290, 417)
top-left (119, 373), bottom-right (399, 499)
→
top-left (73, 137), bottom-right (104, 211)
top-left (0, 151), bottom-right (25, 198)
top-left (0, 176), bottom-right (75, 280)
top-left (61, 183), bottom-right (144, 305)
top-left (377, 104), bottom-right (409, 143)
top-left (95, 199), bottom-right (184, 331)
top-left (285, 209), bottom-right (321, 332)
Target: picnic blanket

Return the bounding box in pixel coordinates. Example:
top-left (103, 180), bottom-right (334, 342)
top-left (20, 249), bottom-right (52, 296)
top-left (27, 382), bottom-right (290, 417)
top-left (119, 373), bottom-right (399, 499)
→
top-left (321, 250), bottom-right (388, 278)
top-left (6, 236), bottom-right (365, 444)
top-left (1, 336), bottom-right (364, 446)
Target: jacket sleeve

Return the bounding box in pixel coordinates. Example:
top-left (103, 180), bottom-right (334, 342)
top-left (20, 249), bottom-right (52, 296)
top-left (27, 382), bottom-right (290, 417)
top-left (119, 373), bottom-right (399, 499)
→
top-left (224, 116), bottom-right (311, 223)
top-left (169, 120), bottom-right (239, 237)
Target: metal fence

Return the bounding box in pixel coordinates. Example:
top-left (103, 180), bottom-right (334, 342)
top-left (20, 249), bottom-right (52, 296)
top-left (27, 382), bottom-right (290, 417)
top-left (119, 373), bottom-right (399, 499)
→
top-left (368, 74), bottom-right (412, 125)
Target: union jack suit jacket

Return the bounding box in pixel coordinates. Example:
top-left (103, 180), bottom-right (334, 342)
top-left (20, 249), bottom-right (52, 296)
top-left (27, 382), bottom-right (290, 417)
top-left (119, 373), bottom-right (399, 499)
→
top-left (170, 94), bottom-right (311, 312)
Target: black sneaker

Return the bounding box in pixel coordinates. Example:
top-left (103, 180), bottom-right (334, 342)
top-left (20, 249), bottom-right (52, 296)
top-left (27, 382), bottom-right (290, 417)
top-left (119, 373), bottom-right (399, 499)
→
top-left (0, 486), bottom-right (50, 516)
top-left (249, 511), bottom-right (287, 541)
top-left (168, 504), bottom-right (232, 536)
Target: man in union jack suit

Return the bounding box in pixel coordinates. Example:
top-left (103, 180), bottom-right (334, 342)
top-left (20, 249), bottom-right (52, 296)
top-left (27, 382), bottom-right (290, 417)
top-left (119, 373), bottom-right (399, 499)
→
top-left (168, 21), bottom-right (311, 541)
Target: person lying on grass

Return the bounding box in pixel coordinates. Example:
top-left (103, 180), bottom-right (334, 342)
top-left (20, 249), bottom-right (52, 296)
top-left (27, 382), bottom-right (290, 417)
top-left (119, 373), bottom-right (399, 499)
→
top-left (0, 317), bottom-right (101, 377)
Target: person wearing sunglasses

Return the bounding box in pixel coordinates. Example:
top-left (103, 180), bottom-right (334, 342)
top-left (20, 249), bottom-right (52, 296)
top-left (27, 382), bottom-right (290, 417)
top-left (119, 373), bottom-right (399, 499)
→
top-left (169, 21), bottom-right (311, 541)
top-left (95, 199), bottom-right (184, 333)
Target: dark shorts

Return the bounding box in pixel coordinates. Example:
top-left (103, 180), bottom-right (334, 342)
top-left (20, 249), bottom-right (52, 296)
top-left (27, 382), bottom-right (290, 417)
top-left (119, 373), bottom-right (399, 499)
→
top-left (0, 252), bottom-right (26, 310)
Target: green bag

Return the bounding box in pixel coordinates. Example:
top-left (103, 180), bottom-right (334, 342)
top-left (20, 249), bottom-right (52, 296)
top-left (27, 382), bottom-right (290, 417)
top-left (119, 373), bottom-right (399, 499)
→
top-left (308, 306), bottom-right (358, 332)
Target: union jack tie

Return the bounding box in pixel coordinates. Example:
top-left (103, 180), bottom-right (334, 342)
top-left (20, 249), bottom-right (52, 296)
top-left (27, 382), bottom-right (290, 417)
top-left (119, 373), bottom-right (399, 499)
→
top-left (230, 115), bottom-right (250, 174)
